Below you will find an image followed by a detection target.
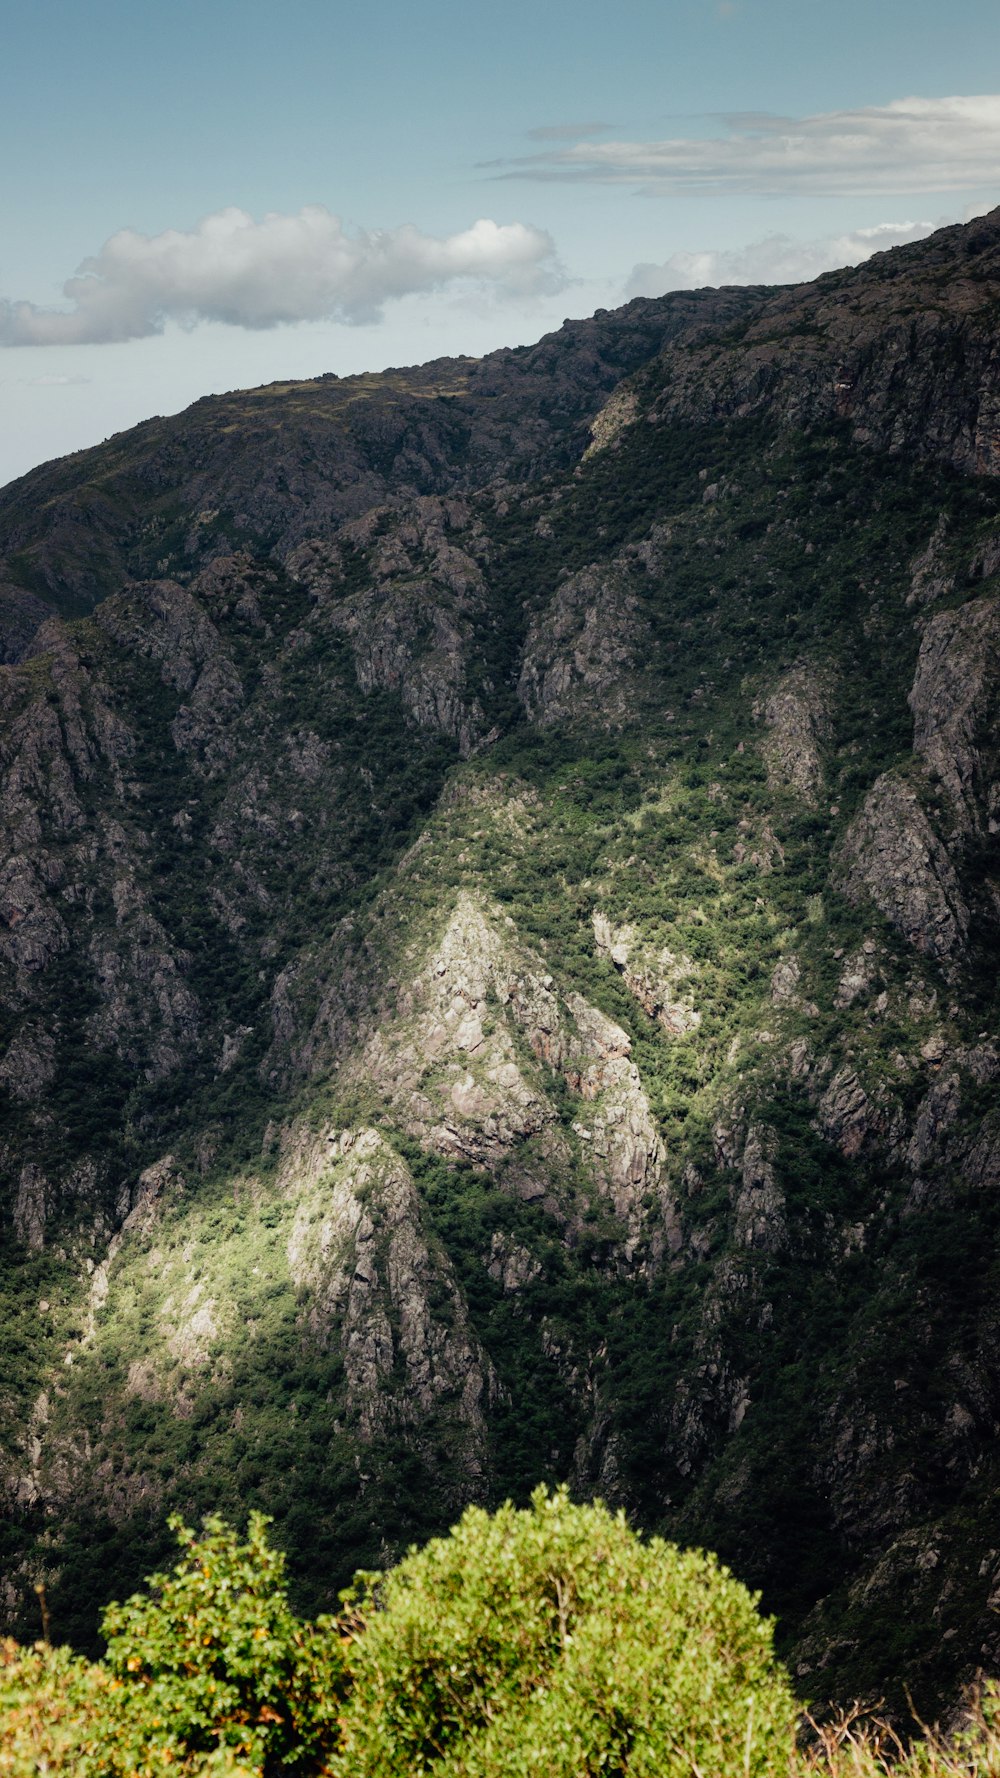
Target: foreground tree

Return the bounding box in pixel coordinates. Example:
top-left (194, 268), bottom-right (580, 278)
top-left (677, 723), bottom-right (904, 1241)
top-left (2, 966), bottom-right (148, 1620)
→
top-left (0, 1491), bottom-right (795, 1776)
top-left (335, 1484), bottom-right (795, 1777)
top-left (20, 1490), bottom-right (1000, 1777)
top-left (0, 1514), bottom-right (345, 1777)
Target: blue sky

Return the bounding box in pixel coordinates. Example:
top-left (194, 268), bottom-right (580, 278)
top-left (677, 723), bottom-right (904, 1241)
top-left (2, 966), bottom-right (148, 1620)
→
top-left (3, 0), bottom-right (1000, 485)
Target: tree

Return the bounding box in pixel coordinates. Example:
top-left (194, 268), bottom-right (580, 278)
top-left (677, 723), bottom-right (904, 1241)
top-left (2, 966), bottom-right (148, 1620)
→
top-left (334, 1484), bottom-right (796, 1777)
top-left (100, 1513), bottom-right (346, 1775)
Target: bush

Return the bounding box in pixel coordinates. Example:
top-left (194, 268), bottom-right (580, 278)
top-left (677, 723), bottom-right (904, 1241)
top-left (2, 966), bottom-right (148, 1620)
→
top-left (0, 1635), bottom-right (250, 1776)
top-left (100, 1512), bottom-right (347, 1775)
top-left (334, 1484), bottom-right (796, 1777)
top-left (0, 1515), bottom-right (346, 1777)
top-left (6, 1500), bottom-right (1000, 1777)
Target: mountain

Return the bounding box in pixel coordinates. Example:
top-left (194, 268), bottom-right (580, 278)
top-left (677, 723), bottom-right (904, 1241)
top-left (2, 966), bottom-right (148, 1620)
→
top-left (3, 209), bottom-right (1000, 1712)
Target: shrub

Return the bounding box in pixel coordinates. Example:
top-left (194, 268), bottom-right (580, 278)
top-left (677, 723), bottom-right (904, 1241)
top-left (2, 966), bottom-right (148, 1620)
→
top-left (0, 1635), bottom-right (250, 1776)
top-left (799, 1685), bottom-right (1000, 1777)
top-left (99, 1512), bottom-right (347, 1775)
top-left (6, 1501), bottom-right (1000, 1777)
top-left (334, 1483), bottom-right (796, 1777)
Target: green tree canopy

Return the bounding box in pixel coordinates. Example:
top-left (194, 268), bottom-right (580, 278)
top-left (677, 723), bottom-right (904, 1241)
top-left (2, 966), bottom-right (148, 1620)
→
top-left (335, 1484), bottom-right (796, 1777)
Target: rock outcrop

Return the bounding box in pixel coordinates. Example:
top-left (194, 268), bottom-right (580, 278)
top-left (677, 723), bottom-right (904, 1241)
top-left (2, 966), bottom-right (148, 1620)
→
top-left (290, 497), bottom-right (490, 754)
top-left (909, 590), bottom-right (1000, 836)
top-left (838, 774), bottom-right (970, 959)
top-left (592, 910), bottom-right (700, 1034)
top-left (287, 1126), bottom-right (494, 1473)
top-left (518, 565), bottom-right (651, 729)
top-left (732, 1123), bottom-right (786, 1253)
top-left (753, 665), bottom-right (832, 802)
top-left (648, 208), bottom-right (1000, 480)
top-left (343, 895), bottom-right (675, 1257)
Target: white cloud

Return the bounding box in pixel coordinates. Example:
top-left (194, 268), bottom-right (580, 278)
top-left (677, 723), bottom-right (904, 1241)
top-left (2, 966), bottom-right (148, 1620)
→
top-left (626, 220), bottom-right (940, 296)
top-left (494, 95), bottom-right (1000, 196)
top-left (0, 206), bottom-right (561, 347)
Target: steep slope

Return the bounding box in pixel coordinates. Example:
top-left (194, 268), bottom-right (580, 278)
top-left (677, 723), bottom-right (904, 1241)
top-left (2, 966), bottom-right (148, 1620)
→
top-left (0, 287), bottom-right (762, 662)
top-left (3, 211), bottom-right (1000, 1711)
top-left (646, 210), bottom-right (1000, 476)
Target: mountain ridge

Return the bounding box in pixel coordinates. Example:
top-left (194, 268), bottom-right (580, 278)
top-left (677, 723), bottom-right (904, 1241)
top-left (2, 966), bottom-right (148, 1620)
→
top-left (2, 209), bottom-right (1000, 1712)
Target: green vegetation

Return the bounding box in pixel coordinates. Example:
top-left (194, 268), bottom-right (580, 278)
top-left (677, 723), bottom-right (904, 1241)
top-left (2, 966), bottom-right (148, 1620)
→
top-left (336, 1485), bottom-right (794, 1778)
top-left (5, 1504), bottom-right (1000, 1777)
top-left (3, 244), bottom-right (1000, 1722)
top-left (0, 1496), bottom-right (792, 1777)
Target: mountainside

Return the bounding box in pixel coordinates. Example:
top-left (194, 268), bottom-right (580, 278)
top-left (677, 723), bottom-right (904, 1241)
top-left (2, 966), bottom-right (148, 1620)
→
top-left (3, 208), bottom-right (1000, 1712)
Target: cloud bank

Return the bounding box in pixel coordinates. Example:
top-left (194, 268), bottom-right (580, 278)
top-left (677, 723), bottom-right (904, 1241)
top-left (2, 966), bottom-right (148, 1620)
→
top-left (0, 206), bottom-right (560, 347)
top-left (494, 95), bottom-right (1000, 196)
top-left (627, 220), bottom-right (939, 297)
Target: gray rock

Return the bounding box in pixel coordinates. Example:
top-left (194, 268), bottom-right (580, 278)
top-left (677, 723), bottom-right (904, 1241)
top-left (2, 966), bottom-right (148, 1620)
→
top-left (907, 516), bottom-right (954, 610)
top-left (838, 773), bottom-right (969, 959)
top-left (13, 1164), bottom-right (47, 1250)
top-left (815, 1065), bottom-right (903, 1161)
top-left (286, 1126), bottom-right (494, 1478)
top-left (732, 1124), bottom-right (786, 1252)
top-left (292, 497), bottom-right (489, 756)
top-left (486, 1231), bottom-right (542, 1293)
top-left (753, 665), bottom-right (832, 802)
top-left (770, 953), bottom-right (801, 1007)
top-left (906, 1073), bottom-right (962, 1174)
top-left (0, 1024), bottom-right (56, 1104)
top-left (518, 565), bottom-right (651, 729)
top-left (592, 910), bottom-right (700, 1034)
top-left (909, 590), bottom-right (1000, 836)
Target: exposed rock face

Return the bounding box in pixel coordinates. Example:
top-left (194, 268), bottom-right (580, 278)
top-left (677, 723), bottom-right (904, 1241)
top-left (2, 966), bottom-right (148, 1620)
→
top-left (88, 912), bottom-right (200, 1082)
top-left (343, 895), bottom-right (674, 1255)
top-left (906, 1070), bottom-right (962, 1179)
top-left (0, 285), bottom-right (765, 659)
top-left (0, 581), bottom-right (51, 666)
top-left (732, 1124), bottom-right (786, 1252)
top-left (0, 622), bottom-right (130, 989)
top-left (648, 208), bottom-right (1000, 480)
top-left (815, 1064), bottom-right (903, 1161)
top-left (0, 1023), bottom-right (55, 1103)
top-left (770, 953), bottom-right (801, 1007)
top-left (97, 572), bottom-right (245, 775)
top-left (962, 1109), bottom-right (1000, 1192)
top-left (0, 853), bottom-right (69, 978)
top-left (0, 608), bottom-right (210, 1109)
top-left (348, 896), bottom-right (559, 1169)
top-left (753, 665), bottom-right (832, 802)
top-left (290, 497), bottom-right (489, 754)
top-left (584, 385), bottom-right (639, 459)
top-left (834, 943), bottom-right (879, 1009)
top-left (12, 1164), bottom-right (47, 1251)
top-left (518, 565), bottom-right (651, 729)
top-left (286, 1126), bottom-right (493, 1472)
top-left (592, 910), bottom-right (700, 1034)
top-left (909, 590), bottom-right (1000, 836)
top-left (485, 1230), bottom-right (541, 1292)
top-left (907, 516), bottom-right (955, 610)
top-left (838, 773), bottom-right (970, 959)
top-left (557, 991), bottom-right (678, 1259)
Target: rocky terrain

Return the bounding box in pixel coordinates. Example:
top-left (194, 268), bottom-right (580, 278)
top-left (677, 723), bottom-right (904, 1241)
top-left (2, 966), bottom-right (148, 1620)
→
top-left (2, 209), bottom-right (1000, 1711)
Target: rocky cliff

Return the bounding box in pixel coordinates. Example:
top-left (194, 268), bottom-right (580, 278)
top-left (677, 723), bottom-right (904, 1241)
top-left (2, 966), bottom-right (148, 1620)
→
top-left (2, 210), bottom-right (1000, 1710)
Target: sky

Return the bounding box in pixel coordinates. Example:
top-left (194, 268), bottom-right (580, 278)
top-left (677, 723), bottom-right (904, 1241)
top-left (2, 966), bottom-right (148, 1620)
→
top-left (2, 0), bottom-right (1000, 488)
